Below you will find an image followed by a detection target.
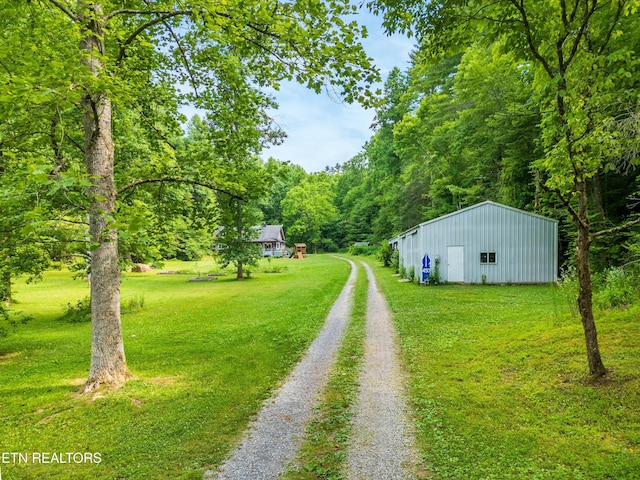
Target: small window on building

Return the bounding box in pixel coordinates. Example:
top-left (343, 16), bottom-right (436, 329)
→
top-left (480, 252), bottom-right (497, 264)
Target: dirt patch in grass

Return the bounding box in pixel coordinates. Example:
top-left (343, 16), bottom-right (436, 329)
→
top-left (0, 351), bottom-right (21, 361)
top-left (146, 375), bottom-right (181, 387)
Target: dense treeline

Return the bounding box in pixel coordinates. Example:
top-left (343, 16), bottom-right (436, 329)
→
top-left (271, 0), bottom-right (640, 377)
top-left (3, 4), bottom-right (637, 283)
top-left (270, 30), bottom-right (640, 275)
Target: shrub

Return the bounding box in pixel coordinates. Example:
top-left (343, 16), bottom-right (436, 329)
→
top-left (378, 242), bottom-right (393, 267)
top-left (60, 294), bottom-right (146, 322)
top-left (399, 258), bottom-right (407, 279)
top-left (61, 296), bottom-right (91, 323)
top-left (558, 265), bottom-right (639, 314)
top-left (349, 244), bottom-right (377, 256)
top-left (557, 266), bottom-right (579, 316)
top-left (319, 238), bottom-right (339, 252)
top-left (594, 267), bottom-right (637, 310)
top-left (122, 295), bottom-right (145, 314)
top-left (1, 304), bottom-right (32, 338)
top-left (408, 266), bottom-right (416, 283)
top-left (429, 258), bottom-right (441, 285)
top-left (49, 261), bottom-right (64, 270)
top-left (391, 249), bottom-right (399, 273)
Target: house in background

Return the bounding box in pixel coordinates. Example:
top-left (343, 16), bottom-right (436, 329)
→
top-left (214, 224), bottom-right (287, 257)
top-left (252, 224), bottom-right (287, 257)
top-left (389, 201), bottom-right (558, 284)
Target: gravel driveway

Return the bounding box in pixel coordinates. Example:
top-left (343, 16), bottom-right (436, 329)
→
top-left (204, 258), bottom-right (418, 479)
top-left (345, 261), bottom-right (420, 479)
top-left (205, 258), bottom-right (357, 480)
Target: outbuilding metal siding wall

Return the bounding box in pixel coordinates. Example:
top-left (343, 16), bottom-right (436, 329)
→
top-left (394, 201), bottom-right (558, 284)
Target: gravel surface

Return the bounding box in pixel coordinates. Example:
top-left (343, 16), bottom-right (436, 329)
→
top-left (345, 261), bottom-right (420, 480)
top-left (204, 258), bottom-right (357, 480)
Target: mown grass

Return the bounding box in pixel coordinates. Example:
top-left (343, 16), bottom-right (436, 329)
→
top-left (366, 259), bottom-right (640, 480)
top-left (0, 255), bottom-right (350, 479)
top-left (282, 258), bottom-right (368, 480)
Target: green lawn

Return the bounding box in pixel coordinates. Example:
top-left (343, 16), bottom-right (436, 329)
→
top-left (3, 255), bottom-right (639, 479)
top-left (365, 259), bottom-right (640, 480)
top-left (0, 255), bottom-right (351, 479)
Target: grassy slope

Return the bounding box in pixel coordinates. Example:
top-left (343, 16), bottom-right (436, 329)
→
top-left (366, 260), bottom-right (640, 480)
top-left (0, 256), bottom-right (350, 479)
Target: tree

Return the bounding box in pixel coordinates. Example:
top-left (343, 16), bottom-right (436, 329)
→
top-left (392, 41), bottom-right (541, 217)
top-left (216, 197), bottom-right (264, 280)
top-left (365, 68), bottom-right (411, 238)
top-left (1, 0), bottom-right (378, 392)
top-left (375, 0), bottom-right (640, 377)
top-left (259, 158), bottom-right (307, 224)
top-left (0, 161), bottom-right (48, 306)
top-left (390, 53), bottom-right (464, 223)
top-left (331, 154), bottom-right (370, 246)
top-left (181, 110), bottom-right (274, 280)
top-left (282, 173), bottom-right (338, 252)
top-left (0, 133), bottom-right (85, 307)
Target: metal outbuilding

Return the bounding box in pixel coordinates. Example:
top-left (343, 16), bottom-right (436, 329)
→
top-left (389, 201), bottom-right (558, 284)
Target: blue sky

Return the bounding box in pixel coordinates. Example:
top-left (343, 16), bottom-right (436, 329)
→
top-left (260, 10), bottom-right (414, 172)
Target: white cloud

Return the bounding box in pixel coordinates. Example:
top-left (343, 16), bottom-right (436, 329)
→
top-left (261, 11), bottom-right (414, 172)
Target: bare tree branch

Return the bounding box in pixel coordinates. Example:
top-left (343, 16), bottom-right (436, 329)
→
top-left (116, 178), bottom-right (244, 200)
top-left (0, 59), bottom-right (13, 78)
top-left (537, 178), bottom-right (585, 228)
top-left (597, 0), bottom-right (624, 56)
top-left (567, 0), bottom-right (581, 23)
top-left (133, 106), bottom-right (178, 151)
top-left (105, 8), bottom-right (189, 21)
top-left (509, 0), bottom-right (554, 77)
top-left (115, 11), bottom-right (193, 65)
top-left (563, 0), bottom-right (596, 69)
top-left (137, 0), bottom-right (202, 98)
top-left (164, 26), bottom-right (201, 99)
top-left (592, 216), bottom-right (640, 239)
top-left (560, 0), bottom-right (569, 28)
top-left (46, 0), bottom-right (78, 22)
top-left (49, 109), bottom-right (66, 175)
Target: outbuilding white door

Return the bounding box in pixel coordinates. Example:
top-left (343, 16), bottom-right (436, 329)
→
top-left (447, 246), bottom-right (464, 282)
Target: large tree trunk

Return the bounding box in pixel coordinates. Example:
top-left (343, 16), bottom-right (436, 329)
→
top-left (79, 2), bottom-right (130, 393)
top-left (575, 180), bottom-right (607, 377)
top-left (236, 261), bottom-right (244, 280)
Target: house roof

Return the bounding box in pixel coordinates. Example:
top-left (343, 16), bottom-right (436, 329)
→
top-left (392, 200), bottom-right (558, 240)
top-left (254, 224), bottom-right (285, 243)
top-left (215, 224), bottom-right (285, 243)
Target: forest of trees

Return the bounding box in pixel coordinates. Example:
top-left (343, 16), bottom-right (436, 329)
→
top-left (265, 0), bottom-right (640, 377)
top-left (266, 42), bottom-right (640, 272)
